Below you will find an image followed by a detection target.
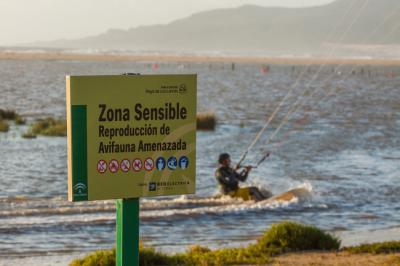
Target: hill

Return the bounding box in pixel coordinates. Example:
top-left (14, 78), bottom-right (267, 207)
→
top-left (32, 0), bottom-right (400, 55)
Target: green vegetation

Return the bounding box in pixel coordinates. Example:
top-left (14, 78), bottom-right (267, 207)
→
top-left (0, 119), bottom-right (10, 132)
top-left (0, 109), bottom-right (17, 120)
top-left (28, 117), bottom-right (67, 137)
top-left (185, 245), bottom-right (270, 266)
top-left (70, 221), bottom-right (342, 266)
top-left (0, 108), bottom-right (26, 126)
top-left (70, 249), bottom-right (116, 266)
top-left (14, 116), bottom-right (26, 125)
top-left (342, 241), bottom-right (400, 254)
top-left (21, 132), bottom-right (37, 139)
top-left (251, 221), bottom-right (340, 254)
top-left (70, 246), bottom-right (186, 266)
top-left (139, 246), bottom-right (186, 266)
top-left (196, 112), bottom-right (216, 130)
top-left (71, 244), bottom-right (269, 266)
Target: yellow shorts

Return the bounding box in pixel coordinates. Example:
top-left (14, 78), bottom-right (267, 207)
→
top-left (228, 187), bottom-right (251, 201)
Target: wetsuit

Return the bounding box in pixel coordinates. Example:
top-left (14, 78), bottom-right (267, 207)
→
top-left (215, 166), bottom-right (267, 201)
top-left (215, 166), bottom-right (249, 194)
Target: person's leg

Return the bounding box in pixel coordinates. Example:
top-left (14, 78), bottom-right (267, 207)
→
top-left (231, 187), bottom-right (251, 201)
top-left (259, 188), bottom-right (273, 199)
top-left (248, 187), bottom-right (267, 201)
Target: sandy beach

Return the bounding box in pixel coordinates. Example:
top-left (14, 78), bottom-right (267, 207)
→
top-left (0, 254), bottom-right (82, 266)
top-left (1, 50), bottom-right (400, 66)
top-left (270, 251), bottom-right (400, 266)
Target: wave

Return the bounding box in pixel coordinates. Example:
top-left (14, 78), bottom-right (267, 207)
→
top-left (0, 198), bottom-right (306, 231)
top-left (141, 197), bottom-right (300, 221)
top-left (0, 185), bottom-right (315, 226)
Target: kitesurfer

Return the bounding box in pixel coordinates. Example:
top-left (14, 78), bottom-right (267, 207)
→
top-left (215, 153), bottom-right (267, 201)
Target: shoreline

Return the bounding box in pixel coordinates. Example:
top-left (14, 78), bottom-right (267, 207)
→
top-left (1, 51), bottom-right (400, 66)
top-left (1, 250), bottom-right (398, 266)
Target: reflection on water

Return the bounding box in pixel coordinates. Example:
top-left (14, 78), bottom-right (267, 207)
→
top-left (0, 60), bottom-right (399, 257)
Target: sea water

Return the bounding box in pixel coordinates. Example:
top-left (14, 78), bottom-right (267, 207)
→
top-left (0, 58), bottom-right (399, 264)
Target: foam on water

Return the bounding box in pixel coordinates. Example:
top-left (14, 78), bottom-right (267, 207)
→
top-left (0, 184), bottom-right (313, 224)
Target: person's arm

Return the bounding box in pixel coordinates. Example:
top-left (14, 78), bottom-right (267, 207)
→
top-left (216, 168), bottom-right (238, 187)
top-left (235, 166), bottom-right (252, 182)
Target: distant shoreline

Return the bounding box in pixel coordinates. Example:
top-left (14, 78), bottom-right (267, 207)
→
top-left (1, 51), bottom-right (400, 66)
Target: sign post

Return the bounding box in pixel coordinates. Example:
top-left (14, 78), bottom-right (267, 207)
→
top-left (66, 74), bottom-right (197, 265)
top-left (116, 198), bottom-right (139, 266)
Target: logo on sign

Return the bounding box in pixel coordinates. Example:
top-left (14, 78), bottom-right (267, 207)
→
top-left (109, 159), bottom-right (119, 173)
top-left (132, 159), bottom-right (142, 172)
top-left (167, 156), bottom-right (177, 170)
top-left (149, 182), bottom-right (157, 191)
top-left (73, 183), bottom-right (87, 196)
top-left (144, 158), bottom-right (154, 171)
top-left (156, 157), bottom-right (166, 171)
top-left (97, 160), bottom-right (107, 174)
top-left (120, 159), bottom-right (131, 173)
top-left (179, 84), bottom-right (187, 94)
top-left (179, 156), bottom-right (189, 169)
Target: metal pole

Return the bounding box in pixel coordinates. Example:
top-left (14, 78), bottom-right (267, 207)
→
top-left (116, 198), bottom-right (139, 266)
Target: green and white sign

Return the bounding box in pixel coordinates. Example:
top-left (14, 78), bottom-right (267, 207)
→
top-left (67, 74), bottom-right (197, 202)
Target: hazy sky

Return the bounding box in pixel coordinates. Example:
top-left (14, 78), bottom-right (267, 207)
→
top-left (0, 0), bottom-right (334, 45)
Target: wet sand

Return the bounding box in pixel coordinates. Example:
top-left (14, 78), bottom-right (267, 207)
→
top-left (0, 253), bottom-right (83, 266)
top-left (270, 251), bottom-right (400, 266)
top-left (1, 51), bottom-right (400, 65)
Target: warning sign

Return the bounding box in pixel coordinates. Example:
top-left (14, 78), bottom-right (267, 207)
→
top-left (120, 159), bottom-right (131, 173)
top-left (132, 159), bottom-right (142, 172)
top-left (109, 159), bottom-right (119, 173)
top-left (67, 74), bottom-right (197, 201)
top-left (144, 158), bottom-right (154, 171)
top-left (97, 160), bottom-right (107, 174)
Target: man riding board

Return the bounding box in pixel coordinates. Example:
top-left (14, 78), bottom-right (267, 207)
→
top-left (215, 153), bottom-right (268, 201)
